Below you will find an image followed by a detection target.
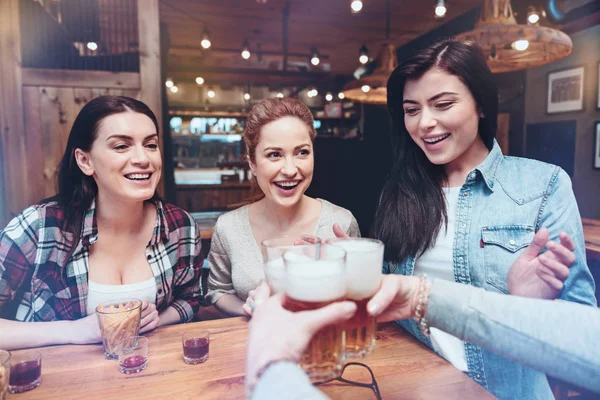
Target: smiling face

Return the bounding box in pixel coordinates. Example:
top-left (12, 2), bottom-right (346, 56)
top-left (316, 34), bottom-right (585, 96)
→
top-left (75, 111), bottom-right (162, 204)
top-left (402, 67), bottom-right (488, 173)
top-left (249, 116), bottom-right (314, 208)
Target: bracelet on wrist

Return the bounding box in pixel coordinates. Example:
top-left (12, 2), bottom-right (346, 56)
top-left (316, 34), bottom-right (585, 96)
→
top-left (413, 274), bottom-right (431, 337)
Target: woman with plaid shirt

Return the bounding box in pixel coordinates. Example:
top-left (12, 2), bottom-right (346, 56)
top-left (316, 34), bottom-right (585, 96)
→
top-left (0, 96), bottom-right (203, 350)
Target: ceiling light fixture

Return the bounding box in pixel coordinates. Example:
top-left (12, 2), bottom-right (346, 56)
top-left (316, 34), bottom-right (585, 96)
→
top-left (170, 86), bottom-right (178, 93)
top-left (195, 77), bottom-right (205, 85)
top-left (241, 41), bottom-right (251, 60)
top-left (359, 44), bottom-right (369, 64)
top-left (310, 49), bottom-right (320, 66)
top-left (207, 89), bottom-right (216, 98)
top-left (244, 93), bottom-right (251, 100)
top-left (201, 29), bottom-right (212, 49)
top-left (325, 93), bottom-right (333, 101)
top-left (350, 0), bottom-right (363, 14)
top-left (165, 79), bottom-right (174, 88)
top-left (435, 0), bottom-right (447, 18)
top-left (527, 6), bottom-right (540, 25)
top-left (457, 0), bottom-right (572, 73)
top-left (338, 92), bottom-right (345, 100)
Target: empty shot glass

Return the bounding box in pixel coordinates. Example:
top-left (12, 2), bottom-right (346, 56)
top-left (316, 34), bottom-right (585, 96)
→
top-left (182, 329), bottom-right (210, 364)
top-left (8, 351), bottom-right (42, 394)
top-left (118, 336), bottom-right (148, 374)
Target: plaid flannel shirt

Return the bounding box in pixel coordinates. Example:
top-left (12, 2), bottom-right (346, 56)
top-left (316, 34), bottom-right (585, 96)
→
top-left (0, 200), bottom-right (203, 323)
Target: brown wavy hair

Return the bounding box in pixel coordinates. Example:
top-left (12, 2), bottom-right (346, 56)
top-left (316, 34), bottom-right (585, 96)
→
top-left (240, 97), bottom-right (317, 204)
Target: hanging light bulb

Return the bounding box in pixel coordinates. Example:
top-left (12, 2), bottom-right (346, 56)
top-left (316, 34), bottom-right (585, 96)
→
top-left (338, 92), bottom-right (345, 99)
top-left (207, 89), bottom-right (216, 98)
top-left (276, 92), bottom-right (284, 98)
top-left (170, 86), bottom-right (179, 93)
top-left (201, 29), bottom-right (211, 49)
top-left (527, 6), bottom-right (540, 25)
top-left (241, 41), bottom-right (251, 60)
top-left (435, 0), bottom-right (447, 18)
top-left (359, 44), bottom-right (369, 64)
top-left (361, 85), bottom-right (371, 93)
top-left (87, 42), bottom-right (98, 51)
top-left (325, 93), bottom-right (333, 102)
top-left (512, 39), bottom-right (529, 51)
top-left (243, 93), bottom-right (251, 100)
top-left (165, 79), bottom-right (174, 88)
top-left (350, 0), bottom-right (363, 13)
top-left (310, 49), bottom-right (320, 66)
top-left (195, 76), bottom-right (205, 85)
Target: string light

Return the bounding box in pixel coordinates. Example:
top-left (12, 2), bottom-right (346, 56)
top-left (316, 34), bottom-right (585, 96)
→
top-left (512, 40), bottom-right (529, 51)
top-left (195, 77), bottom-right (205, 85)
top-left (527, 6), bottom-right (540, 24)
top-left (170, 86), bottom-right (178, 93)
top-left (87, 42), bottom-right (98, 51)
top-left (165, 79), bottom-right (174, 88)
top-left (350, 0), bottom-right (363, 13)
top-left (310, 49), bottom-right (320, 66)
top-left (201, 29), bottom-right (211, 49)
top-left (276, 92), bottom-right (284, 98)
top-left (338, 92), bottom-right (345, 99)
top-left (359, 44), bottom-right (369, 64)
top-left (325, 93), bottom-right (333, 101)
top-left (241, 41), bottom-right (251, 60)
top-left (361, 85), bottom-right (371, 93)
top-left (243, 93), bottom-right (251, 100)
top-left (207, 90), bottom-right (216, 98)
top-left (435, 0), bottom-right (447, 18)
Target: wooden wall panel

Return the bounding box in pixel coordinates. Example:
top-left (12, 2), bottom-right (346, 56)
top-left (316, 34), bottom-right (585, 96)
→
top-left (0, 0), bottom-right (28, 225)
top-left (22, 87), bottom-right (46, 204)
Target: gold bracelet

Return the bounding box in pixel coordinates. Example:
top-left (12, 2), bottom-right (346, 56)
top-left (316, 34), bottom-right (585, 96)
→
top-left (413, 274), bottom-right (431, 337)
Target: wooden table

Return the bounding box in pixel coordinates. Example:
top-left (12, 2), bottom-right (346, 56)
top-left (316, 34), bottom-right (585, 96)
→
top-left (583, 218), bottom-right (600, 264)
top-left (9, 318), bottom-right (493, 400)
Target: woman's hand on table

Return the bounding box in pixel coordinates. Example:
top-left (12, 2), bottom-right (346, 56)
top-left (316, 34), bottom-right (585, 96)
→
top-left (243, 281), bottom-right (271, 316)
top-left (140, 299), bottom-right (160, 333)
top-left (508, 227), bottom-right (575, 300)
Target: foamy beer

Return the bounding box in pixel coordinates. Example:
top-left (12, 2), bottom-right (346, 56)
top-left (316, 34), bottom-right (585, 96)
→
top-left (330, 238), bottom-right (384, 358)
top-left (261, 236), bottom-right (320, 294)
top-left (282, 245), bottom-right (346, 382)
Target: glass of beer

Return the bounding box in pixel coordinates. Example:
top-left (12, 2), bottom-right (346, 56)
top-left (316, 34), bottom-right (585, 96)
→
top-left (261, 235), bottom-right (320, 294)
top-left (282, 244), bottom-right (346, 383)
top-left (330, 238), bottom-right (383, 358)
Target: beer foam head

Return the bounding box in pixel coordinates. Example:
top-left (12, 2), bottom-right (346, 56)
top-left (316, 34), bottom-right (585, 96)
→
top-left (285, 260), bottom-right (346, 302)
top-left (331, 239), bottom-right (384, 300)
top-left (265, 258), bottom-right (285, 293)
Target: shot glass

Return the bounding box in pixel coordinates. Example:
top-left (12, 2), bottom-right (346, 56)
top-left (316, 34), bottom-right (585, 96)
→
top-left (96, 298), bottom-right (142, 360)
top-left (118, 336), bottom-right (148, 374)
top-left (182, 329), bottom-right (210, 364)
top-left (8, 351), bottom-right (42, 394)
top-left (0, 350), bottom-right (10, 400)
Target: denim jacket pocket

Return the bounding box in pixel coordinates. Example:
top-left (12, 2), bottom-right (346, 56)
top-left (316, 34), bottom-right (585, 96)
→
top-left (481, 225), bottom-right (535, 294)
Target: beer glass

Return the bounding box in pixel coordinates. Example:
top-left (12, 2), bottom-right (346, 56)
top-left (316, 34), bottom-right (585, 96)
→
top-left (330, 238), bottom-right (383, 358)
top-left (283, 245), bottom-right (346, 383)
top-left (261, 235), bottom-right (320, 294)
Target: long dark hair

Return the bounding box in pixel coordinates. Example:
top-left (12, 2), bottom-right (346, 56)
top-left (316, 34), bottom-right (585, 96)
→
top-left (373, 38), bottom-right (498, 263)
top-left (51, 95), bottom-right (159, 257)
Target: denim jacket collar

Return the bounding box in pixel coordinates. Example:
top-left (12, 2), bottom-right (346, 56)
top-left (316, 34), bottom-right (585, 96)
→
top-left (474, 139), bottom-right (503, 193)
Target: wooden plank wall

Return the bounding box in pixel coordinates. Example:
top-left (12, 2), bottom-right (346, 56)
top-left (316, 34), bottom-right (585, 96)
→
top-left (0, 0), bottom-right (162, 227)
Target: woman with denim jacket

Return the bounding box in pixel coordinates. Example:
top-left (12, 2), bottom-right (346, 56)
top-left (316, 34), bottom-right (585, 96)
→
top-left (369, 38), bottom-right (597, 399)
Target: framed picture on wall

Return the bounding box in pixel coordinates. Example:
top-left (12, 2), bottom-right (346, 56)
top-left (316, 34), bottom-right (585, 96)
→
top-left (595, 122), bottom-right (600, 170)
top-left (546, 66), bottom-right (585, 114)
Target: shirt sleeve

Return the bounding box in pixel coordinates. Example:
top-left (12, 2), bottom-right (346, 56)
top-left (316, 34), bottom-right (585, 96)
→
top-left (253, 361), bottom-right (330, 400)
top-left (427, 279), bottom-right (600, 393)
top-left (0, 207), bottom-right (40, 319)
top-left (538, 168), bottom-right (596, 306)
top-left (169, 216), bottom-right (204, 323)
top-left (346, 214), bottom-right (361, 238)
top-left (205, 220), bottom-right (236, 305)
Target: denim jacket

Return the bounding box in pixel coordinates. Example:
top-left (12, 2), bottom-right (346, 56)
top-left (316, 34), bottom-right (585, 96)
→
top-left (384, 141), bottom-right (597, 400)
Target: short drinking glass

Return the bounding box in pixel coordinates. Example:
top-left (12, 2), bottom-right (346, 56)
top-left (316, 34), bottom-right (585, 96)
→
top-left (182, 329), bottom-right (210, 364)
top-left (118, 336), bottom-right (148, 374)
top-left (8, 351), bottom-right (42, 394)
